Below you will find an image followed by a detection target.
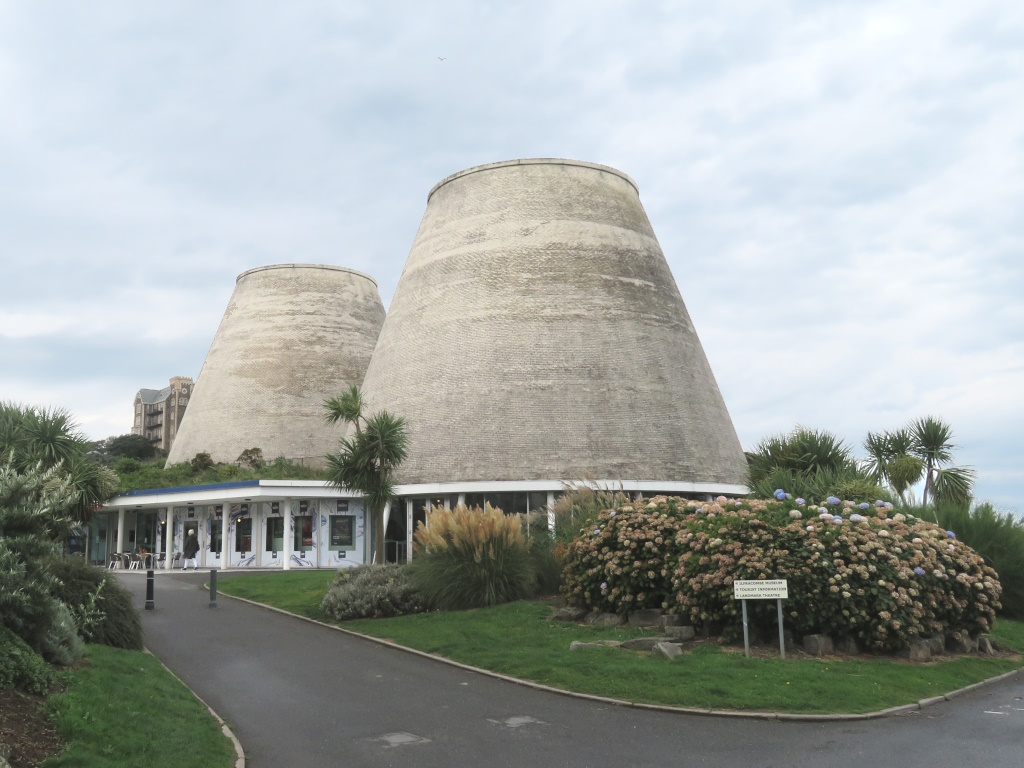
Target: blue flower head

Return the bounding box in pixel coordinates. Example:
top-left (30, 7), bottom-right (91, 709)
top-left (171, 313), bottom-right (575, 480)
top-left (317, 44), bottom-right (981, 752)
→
top-left (875, 500), bottom-right (886, 507)
top-left (859, 502), bottom-right (869, 509)
top-left (795, 497), bottom-right (805, 506)
top-left (946, 530), bottom-right (956, 539)
top-left (914, 567), bottom-right (925, 576)
top-left (773, 489), bottom-right (787, 501)
top-left (826, 496), bottom-right (841, 506)
top-left (832, 515), bottom-right (843, 523)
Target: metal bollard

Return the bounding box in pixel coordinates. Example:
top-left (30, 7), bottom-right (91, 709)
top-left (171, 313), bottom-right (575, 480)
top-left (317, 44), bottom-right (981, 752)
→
top-left (209, 569), bottom-right (218, 608)
top-left (145, 569), bottom-right (155, 610)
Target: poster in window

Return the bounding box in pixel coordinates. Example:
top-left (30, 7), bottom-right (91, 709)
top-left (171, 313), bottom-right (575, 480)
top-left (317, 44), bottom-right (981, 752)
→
top-left (330, 515), bottom-right (354, 549)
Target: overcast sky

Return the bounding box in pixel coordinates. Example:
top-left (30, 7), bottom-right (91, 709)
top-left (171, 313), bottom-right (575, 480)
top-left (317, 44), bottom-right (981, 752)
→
top-left (1, 1), bottom-right (1021, 511)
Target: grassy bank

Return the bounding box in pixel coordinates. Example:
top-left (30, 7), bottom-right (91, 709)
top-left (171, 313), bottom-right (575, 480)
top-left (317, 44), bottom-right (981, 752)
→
top-left (44, 644), bottom-right (236, 768)
top-left (218, 571), bottom-right (1024, 714)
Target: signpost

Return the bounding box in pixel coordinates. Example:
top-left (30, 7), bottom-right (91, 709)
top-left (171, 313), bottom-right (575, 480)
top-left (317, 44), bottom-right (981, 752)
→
top-left (733, 579), bottom-right (788, 659)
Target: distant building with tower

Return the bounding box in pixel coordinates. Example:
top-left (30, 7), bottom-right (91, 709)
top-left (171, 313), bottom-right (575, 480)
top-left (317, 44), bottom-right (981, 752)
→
top-left (131, 376), bottom-right (193, 453)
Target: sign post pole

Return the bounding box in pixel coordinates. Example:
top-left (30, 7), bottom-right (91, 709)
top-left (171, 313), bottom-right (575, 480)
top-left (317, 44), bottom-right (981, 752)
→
top-left (777, 598), bottom-right (785, 660)
top-left (741, 599), bottom-right (750, 659)
top-left (733, 579), bottom-right (789, 660)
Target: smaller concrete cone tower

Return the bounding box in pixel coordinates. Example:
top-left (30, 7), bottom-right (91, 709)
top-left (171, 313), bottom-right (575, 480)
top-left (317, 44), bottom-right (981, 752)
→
top-left (167, 264), bottom-right (385, 466)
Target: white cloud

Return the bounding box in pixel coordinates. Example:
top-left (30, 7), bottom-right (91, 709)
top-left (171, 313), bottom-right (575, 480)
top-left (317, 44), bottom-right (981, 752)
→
top-left (1, 0), bottom-right (1021, 509)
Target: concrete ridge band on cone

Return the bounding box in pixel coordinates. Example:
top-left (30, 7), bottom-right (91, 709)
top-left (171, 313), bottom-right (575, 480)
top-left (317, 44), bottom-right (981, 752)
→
top-left (167, 263), bottom-right (385, 466)
top-left (360, 157), bottom-right (749, 489)
top-left (213, 589), bottom-right (1024, 722)
top-left (144, 649), bottom-right (246, 768)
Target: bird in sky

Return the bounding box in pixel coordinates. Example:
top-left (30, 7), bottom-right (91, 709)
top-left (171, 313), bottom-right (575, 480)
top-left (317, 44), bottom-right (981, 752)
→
top-left (437, 56), bottom-right (446, 61)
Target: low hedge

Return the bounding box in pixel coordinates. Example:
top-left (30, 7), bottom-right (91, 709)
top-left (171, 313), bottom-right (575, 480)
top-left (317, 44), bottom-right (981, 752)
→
top-left (0, 623), bottom-right (54, 694)
top-left (561, 495), bottom-right (1001, 651)
top-left (46, 555), bottom-right (144, 650)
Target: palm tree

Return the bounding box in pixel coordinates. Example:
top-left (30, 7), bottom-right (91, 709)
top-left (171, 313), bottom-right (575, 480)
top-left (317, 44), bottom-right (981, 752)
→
top-left (324, 388), bottom-right (408, 565)
top-left (861, 429), bottom-right (922, 505)
top-left (0, 402), bottom-right (115, 524)
top-left (910, 416), bottom-right (975, 508)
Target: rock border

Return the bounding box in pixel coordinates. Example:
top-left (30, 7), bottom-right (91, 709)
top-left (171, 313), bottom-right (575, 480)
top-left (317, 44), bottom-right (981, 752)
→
top-left (212, 588), bottom-right (1024, 722)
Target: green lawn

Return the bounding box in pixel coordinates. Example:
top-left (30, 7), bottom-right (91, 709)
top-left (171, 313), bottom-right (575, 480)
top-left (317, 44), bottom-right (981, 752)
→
top-left (218, 570), bottom-right (1024, 714)
top-left (44, 645), bottom-right (236, 768)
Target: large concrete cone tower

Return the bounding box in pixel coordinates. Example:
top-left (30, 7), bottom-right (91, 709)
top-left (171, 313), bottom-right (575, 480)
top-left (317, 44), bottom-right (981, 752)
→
top-left (167, 264), bottom-right (385, 466)
top-left (360, 159), bottom-right (748, 489)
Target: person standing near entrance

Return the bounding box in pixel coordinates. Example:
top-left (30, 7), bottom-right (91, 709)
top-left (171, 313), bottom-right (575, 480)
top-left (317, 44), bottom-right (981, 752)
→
top-left (182, 529), bottom-right (200, 571)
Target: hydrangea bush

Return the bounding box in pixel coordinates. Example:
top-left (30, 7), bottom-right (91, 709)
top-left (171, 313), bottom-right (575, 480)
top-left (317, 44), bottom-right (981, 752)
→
top-left (561, 494), bottom-right (1001, 651)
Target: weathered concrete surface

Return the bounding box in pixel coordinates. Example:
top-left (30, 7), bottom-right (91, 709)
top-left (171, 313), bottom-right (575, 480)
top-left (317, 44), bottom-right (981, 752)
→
top-left (167, 264), bottom-right (384, 465)
top-left (360, 159), bottom-right (748, 489)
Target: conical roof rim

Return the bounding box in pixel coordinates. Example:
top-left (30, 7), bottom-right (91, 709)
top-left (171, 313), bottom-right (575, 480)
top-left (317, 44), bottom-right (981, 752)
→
top-left (428, 158), bottom-right (639, 202)
top-left (236, 263), bottom-right (378, 288)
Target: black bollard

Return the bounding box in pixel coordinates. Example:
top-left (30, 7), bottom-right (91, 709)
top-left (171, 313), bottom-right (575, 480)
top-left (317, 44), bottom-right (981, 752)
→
top-left (209, 569), bottom-right (218, 608)
top-left (145, 569), bottom-right (155, 610)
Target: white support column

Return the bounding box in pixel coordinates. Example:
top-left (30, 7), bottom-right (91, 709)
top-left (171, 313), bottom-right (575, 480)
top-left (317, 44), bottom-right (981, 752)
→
top-left (457, 493), bottom-right (466, 507)
top-left (547, 491), bottom-right (556, 534)
top-left (380, 502), bottom-right (391, 563)
top-left (283, 499), bottom-right (293, 570)
top-left (116, 508), bottom-right (126, 556)
top-left (164, 510), bottom-right (173, 568)
top-left (634, 491), bottom-right (643, 502)
top-left (403, 501), bottom-right (411, 561)
top-left (406, 499), bottom-right (414, 560)
top-left (220, 510), bottom-right (229, 569)
top-left (443, 497), bottom-right (450, 510)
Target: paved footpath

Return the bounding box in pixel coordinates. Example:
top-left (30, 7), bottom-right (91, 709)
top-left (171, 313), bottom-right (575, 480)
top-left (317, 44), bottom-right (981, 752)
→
top-left (122, 571), bottom-right (1024, 768)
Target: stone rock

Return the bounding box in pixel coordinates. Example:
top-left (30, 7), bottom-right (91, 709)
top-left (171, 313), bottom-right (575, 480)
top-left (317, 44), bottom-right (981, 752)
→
top-left (549, 606), bottom-right (589, 622)
top-left (946, 634), bottom-right (979, 654)
top-left (570, 640), bottom-right (621, 651)
top-left (834, 637), bottom-right (859, 655)
top-left (802, 634), bottom-right (834, 657)
top-left (620, 637), bottom-right (664, 651)
top-left (654, 641), bottom-right (683, 660)
top-left (906, 640), bottom-right (932, 662)
top-left (978, 634), bottom-right (1000, 652)
top-left (661, 614), bottom-right (684, 628)
top-left (978, 636), bottom-right (995, 655)
top-left (627, 609), bottom-right (664, 627)
top-left (922, 636), bottom-right (945, 655)
top-left (584, 612), bottom-right (625, 628)
top-left (664, 625), bottom-right (696, 643)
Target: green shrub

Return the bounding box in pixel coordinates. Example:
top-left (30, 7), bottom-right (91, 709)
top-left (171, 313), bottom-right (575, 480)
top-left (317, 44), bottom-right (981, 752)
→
top-left (0, 623), bottom-right (54, 694)
top-left (321, 564), bottom-right (425, 620)
top-left (930, 502), bottom-right (1024, 619)
top-left (524, 513), bottom-right (561, 595)
top-left (38, 599), bottom-right (86, 666)
top-left (113, 456), bottom-right (142, 474)
top-left (45, 555), bottom-right (144, 649)
top-left (748, 466), bottom-right (891, 506)
top-left (561, 495), bottom-right (1001, 651)
top-left (407, 505), bottom-right (534, 610)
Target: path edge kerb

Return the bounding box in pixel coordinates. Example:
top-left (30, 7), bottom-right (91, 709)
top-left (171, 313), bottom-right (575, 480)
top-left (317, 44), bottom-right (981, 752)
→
top-left (214, 591), bottom-right (1024, 722)
top-left (144, 648), bottom-right (246, 768)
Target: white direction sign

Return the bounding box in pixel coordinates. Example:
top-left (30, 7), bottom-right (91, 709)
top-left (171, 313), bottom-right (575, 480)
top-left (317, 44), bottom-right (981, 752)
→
top-left (733, 579), bottom-right (788, 600)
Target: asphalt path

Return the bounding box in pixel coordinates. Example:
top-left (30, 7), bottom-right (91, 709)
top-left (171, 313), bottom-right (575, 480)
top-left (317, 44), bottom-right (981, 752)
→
top-left (121, 571), bottom-right (1024, 768)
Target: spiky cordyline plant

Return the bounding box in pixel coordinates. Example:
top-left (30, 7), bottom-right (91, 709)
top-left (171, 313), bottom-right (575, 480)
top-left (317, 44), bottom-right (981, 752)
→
top-left (324, 387), bottom-right (408, 565)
